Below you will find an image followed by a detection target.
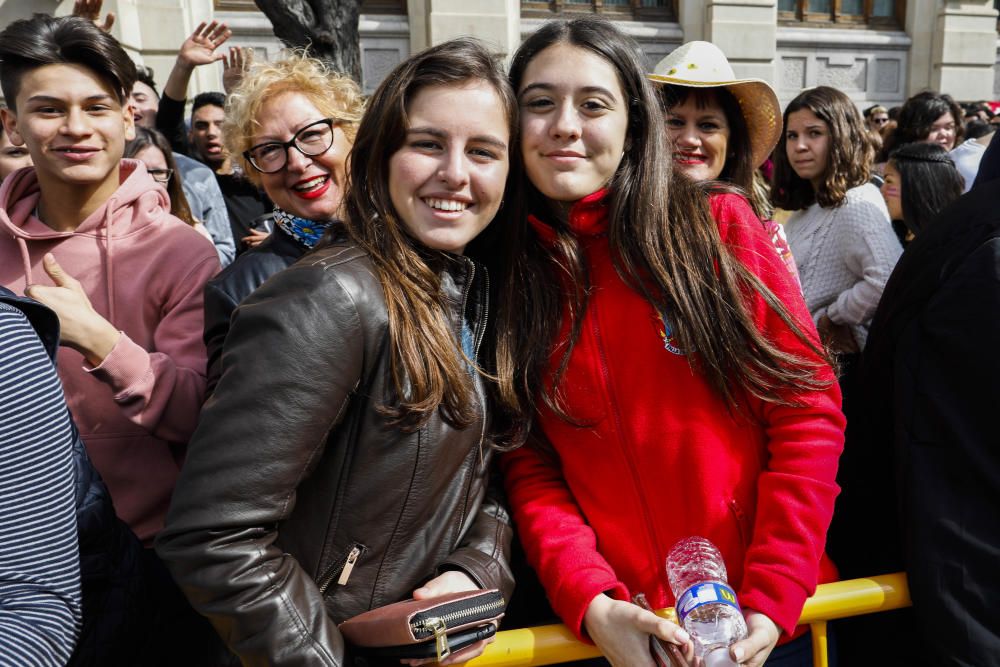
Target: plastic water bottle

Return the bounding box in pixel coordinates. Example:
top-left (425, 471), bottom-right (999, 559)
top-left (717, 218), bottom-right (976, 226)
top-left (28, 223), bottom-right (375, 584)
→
top-left (666, 536), bottom-right (748, 667)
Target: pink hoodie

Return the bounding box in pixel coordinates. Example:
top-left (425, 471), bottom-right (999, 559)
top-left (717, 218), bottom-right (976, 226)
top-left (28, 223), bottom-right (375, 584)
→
top-left (0, 160), bottom-right (220, 544)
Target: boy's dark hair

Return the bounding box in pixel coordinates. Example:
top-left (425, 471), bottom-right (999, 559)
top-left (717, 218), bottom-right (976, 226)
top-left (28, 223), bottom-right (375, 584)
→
top-left (135, 65), bottom-right (159, 98)
top-left (192, 91), bottom-right (226, 115)
top-left (0, 14), bottom-right (136, 109)
top-left (964, 118), bottom-right (992, 140)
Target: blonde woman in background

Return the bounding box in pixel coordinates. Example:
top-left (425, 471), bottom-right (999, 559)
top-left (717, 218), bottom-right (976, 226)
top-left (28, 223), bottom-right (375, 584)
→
top-left (197, 53), bottom-right (365, 391)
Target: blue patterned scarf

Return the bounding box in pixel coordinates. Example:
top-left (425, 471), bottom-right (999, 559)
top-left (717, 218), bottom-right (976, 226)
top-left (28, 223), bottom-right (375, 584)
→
top-left (273, 208), bottom-right (332, 248)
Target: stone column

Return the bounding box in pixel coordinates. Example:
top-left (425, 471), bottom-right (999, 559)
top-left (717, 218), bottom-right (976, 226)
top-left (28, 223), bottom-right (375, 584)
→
top-left (907, 0), bottom-right (997, 99)
top-left (408, 0), bottom-right (520, 59)
top-left (677, 0), bottom-right (705, 42)
top-left (702, 0), bottom-right (778, 85)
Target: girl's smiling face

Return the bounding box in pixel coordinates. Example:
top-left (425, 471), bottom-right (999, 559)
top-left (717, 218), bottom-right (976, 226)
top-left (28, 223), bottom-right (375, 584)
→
top-left (518, 42), bottom-right (629, 204)
top-left (387, 80), bottom-right (510, 254)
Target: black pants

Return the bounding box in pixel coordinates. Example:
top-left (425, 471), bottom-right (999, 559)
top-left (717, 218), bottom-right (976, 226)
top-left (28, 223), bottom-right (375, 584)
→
top-left (138, 548), bottom-right (236, 667)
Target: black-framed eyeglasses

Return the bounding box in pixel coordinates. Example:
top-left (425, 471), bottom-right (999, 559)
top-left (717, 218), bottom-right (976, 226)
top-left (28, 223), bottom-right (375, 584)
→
top-left (148, 168), bottom-right (173, 184)
top-left (244, 118), bottom-right (337, 173)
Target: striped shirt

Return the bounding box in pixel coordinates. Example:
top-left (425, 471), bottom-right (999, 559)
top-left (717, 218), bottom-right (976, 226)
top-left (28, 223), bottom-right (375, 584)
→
top-left (0, 302), bottom-right (82, 666)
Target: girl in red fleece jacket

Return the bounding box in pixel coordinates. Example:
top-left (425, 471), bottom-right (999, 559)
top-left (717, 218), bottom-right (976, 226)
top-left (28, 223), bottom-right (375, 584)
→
top-left (499, 18), bottom-right (845, 667)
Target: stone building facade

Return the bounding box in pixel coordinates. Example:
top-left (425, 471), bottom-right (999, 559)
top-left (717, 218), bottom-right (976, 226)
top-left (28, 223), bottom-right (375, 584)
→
top-left (2, 0), bottom-right (999, 108)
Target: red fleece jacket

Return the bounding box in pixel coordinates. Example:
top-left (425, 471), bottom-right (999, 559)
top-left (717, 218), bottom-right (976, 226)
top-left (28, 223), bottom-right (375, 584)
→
top-left (502, 191), bottom-right (844, 642)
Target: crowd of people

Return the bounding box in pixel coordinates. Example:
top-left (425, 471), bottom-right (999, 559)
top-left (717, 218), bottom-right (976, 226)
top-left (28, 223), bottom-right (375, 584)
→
top-left (0, 3), bottom-right (996, 667)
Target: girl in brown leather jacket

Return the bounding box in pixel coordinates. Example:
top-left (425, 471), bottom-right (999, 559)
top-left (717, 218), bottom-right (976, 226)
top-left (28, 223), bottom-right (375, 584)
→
top-left (157, 38), bottom-right (524, 667)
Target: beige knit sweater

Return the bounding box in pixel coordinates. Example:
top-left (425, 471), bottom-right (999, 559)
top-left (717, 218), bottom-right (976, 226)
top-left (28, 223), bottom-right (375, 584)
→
top-left (785, 183), bottom-right (902, 350)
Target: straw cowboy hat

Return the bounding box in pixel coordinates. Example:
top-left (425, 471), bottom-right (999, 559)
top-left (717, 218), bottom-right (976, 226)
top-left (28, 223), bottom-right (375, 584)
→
top-left (648, 41), bottom-right (782, 169)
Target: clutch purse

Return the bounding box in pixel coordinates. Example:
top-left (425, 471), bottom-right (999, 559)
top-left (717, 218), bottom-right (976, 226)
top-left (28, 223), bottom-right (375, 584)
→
top-left (339, 589), bottom-right (505, 662)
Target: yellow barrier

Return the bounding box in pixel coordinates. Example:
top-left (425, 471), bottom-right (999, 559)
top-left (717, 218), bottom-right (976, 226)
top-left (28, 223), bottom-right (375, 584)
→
top-left (467, 572), bottom-right (911, 667)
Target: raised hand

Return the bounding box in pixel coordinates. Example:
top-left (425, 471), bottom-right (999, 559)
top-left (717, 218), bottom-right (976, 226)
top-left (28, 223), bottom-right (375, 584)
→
top-left (178, 21), bottom-right (232, 69)
top-left (72, 0), bottom-right (115, 32)
top-left (222, 46), bottom-right (252, 95)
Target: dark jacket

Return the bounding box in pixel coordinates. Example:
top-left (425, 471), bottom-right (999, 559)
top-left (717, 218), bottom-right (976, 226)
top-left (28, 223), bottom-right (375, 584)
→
top-left (203, 224), bottom-right (309, 393)
top-left (0, 288), bottom-right (146, 667)
top-left (857, 184), bottom-right (1000, 666)
top-left (156, 239), bottom-right (513, 667)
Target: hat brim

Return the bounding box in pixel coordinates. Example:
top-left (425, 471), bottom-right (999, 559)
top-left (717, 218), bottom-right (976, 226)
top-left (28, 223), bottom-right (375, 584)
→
top-left (648, 75), bottom-right (782, 170)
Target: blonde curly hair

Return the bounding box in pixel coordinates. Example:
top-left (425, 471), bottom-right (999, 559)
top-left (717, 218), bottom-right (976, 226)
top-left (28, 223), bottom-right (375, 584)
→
top-left (224, 51), bottom-right (365, 185)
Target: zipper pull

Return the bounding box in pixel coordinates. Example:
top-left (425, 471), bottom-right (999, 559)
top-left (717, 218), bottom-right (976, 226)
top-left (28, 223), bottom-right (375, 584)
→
top-left (337, 546), bottom-right (361, 586)
top-left (426, 617), bottom-right (450, 662)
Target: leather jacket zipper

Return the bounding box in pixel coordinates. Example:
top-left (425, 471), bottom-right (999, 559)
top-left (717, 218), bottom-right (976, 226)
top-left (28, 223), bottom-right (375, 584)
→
top-left (462, 257), bottom-right (490, 468)
top-left (317, 543), bottom-right (366, 595)
top-left (473, 264), bottom-right (489, 359)
top-left (460, 257), bottom-right (490, 468)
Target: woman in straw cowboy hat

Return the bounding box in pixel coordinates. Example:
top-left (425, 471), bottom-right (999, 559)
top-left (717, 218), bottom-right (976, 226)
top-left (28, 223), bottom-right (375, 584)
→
top-left (649, 41), bottom-right (798, 282)
top-left (500, 17), bottom-right (845, 667)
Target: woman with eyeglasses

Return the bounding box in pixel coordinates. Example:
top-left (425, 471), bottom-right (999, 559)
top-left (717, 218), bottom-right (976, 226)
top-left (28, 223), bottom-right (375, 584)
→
top-left (199, 54), bottom-right (365, 391)
top-left (157, 38), bottom-right (520, 665)
top-left (124, 126), bottom-right (212, 241)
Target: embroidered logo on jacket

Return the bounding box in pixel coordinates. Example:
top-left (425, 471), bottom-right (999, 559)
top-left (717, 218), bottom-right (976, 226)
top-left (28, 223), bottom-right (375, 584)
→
top-left (653, 309), bottom-right (685, 356)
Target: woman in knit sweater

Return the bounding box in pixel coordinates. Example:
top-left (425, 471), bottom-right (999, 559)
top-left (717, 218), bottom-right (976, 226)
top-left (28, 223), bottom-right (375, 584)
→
top-left (772, 86), bottom-right (902, 354)
top-left (501, 18), bottom-right (845, 667)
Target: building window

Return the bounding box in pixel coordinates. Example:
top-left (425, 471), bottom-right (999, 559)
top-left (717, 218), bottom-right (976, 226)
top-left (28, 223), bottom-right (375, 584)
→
top-left (214, 0), bottom-right (406, 13)
top-left (521, 0), bottom-right (676, 22)
top-left (360, 0), bottom-right (407, 13)
top-left (778, 0), bottom-right (902, 27)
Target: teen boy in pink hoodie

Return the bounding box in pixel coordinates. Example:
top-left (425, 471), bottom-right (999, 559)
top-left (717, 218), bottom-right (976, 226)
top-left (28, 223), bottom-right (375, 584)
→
top-left (0, 15), bottom-right (221, 662)
top-left (0, 14), bottom-right (220, 545)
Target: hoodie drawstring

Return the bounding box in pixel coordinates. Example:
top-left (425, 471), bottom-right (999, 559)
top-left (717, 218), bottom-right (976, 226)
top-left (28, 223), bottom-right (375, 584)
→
top-left (104, 196), bottom-right (116, 326)
top-left (17, 237), bottom-right (33, 285)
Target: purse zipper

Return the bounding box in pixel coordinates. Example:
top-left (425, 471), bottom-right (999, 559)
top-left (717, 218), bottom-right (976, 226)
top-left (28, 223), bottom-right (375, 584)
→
top-left (410, 596), bottom-right (505, 663)
top-left (317, 544), bottom-right (365, 595)
top-left (421, 617), bottom-right (451, 662)
top-left (410, 595), bottom-right (505, 635)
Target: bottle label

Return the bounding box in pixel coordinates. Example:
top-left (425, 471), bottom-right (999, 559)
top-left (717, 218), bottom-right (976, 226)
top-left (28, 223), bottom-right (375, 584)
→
top-left (675, 582), bottom-right (742, 624)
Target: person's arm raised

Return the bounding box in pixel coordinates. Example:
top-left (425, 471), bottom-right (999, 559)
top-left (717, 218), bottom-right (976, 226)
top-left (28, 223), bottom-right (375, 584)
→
top-left (162, 21), bottom-right (232, 103)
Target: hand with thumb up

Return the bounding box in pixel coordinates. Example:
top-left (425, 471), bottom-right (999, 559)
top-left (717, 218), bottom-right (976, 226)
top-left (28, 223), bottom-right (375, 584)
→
top-left (26, 253), bottom-right (120, 366)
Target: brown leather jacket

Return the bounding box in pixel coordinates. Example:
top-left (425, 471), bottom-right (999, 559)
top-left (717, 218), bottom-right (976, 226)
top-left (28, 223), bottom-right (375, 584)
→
top-left (156, 240), bottom-right (513, 666)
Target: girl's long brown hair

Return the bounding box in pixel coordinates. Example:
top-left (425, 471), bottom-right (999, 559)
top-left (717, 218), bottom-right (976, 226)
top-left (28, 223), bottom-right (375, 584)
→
top-left (771, 86), bottom-right (874, 211)
top-left (341, 37), bottom-right (523, 437)
top-left (503, 18), bottom-right (831, 429)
